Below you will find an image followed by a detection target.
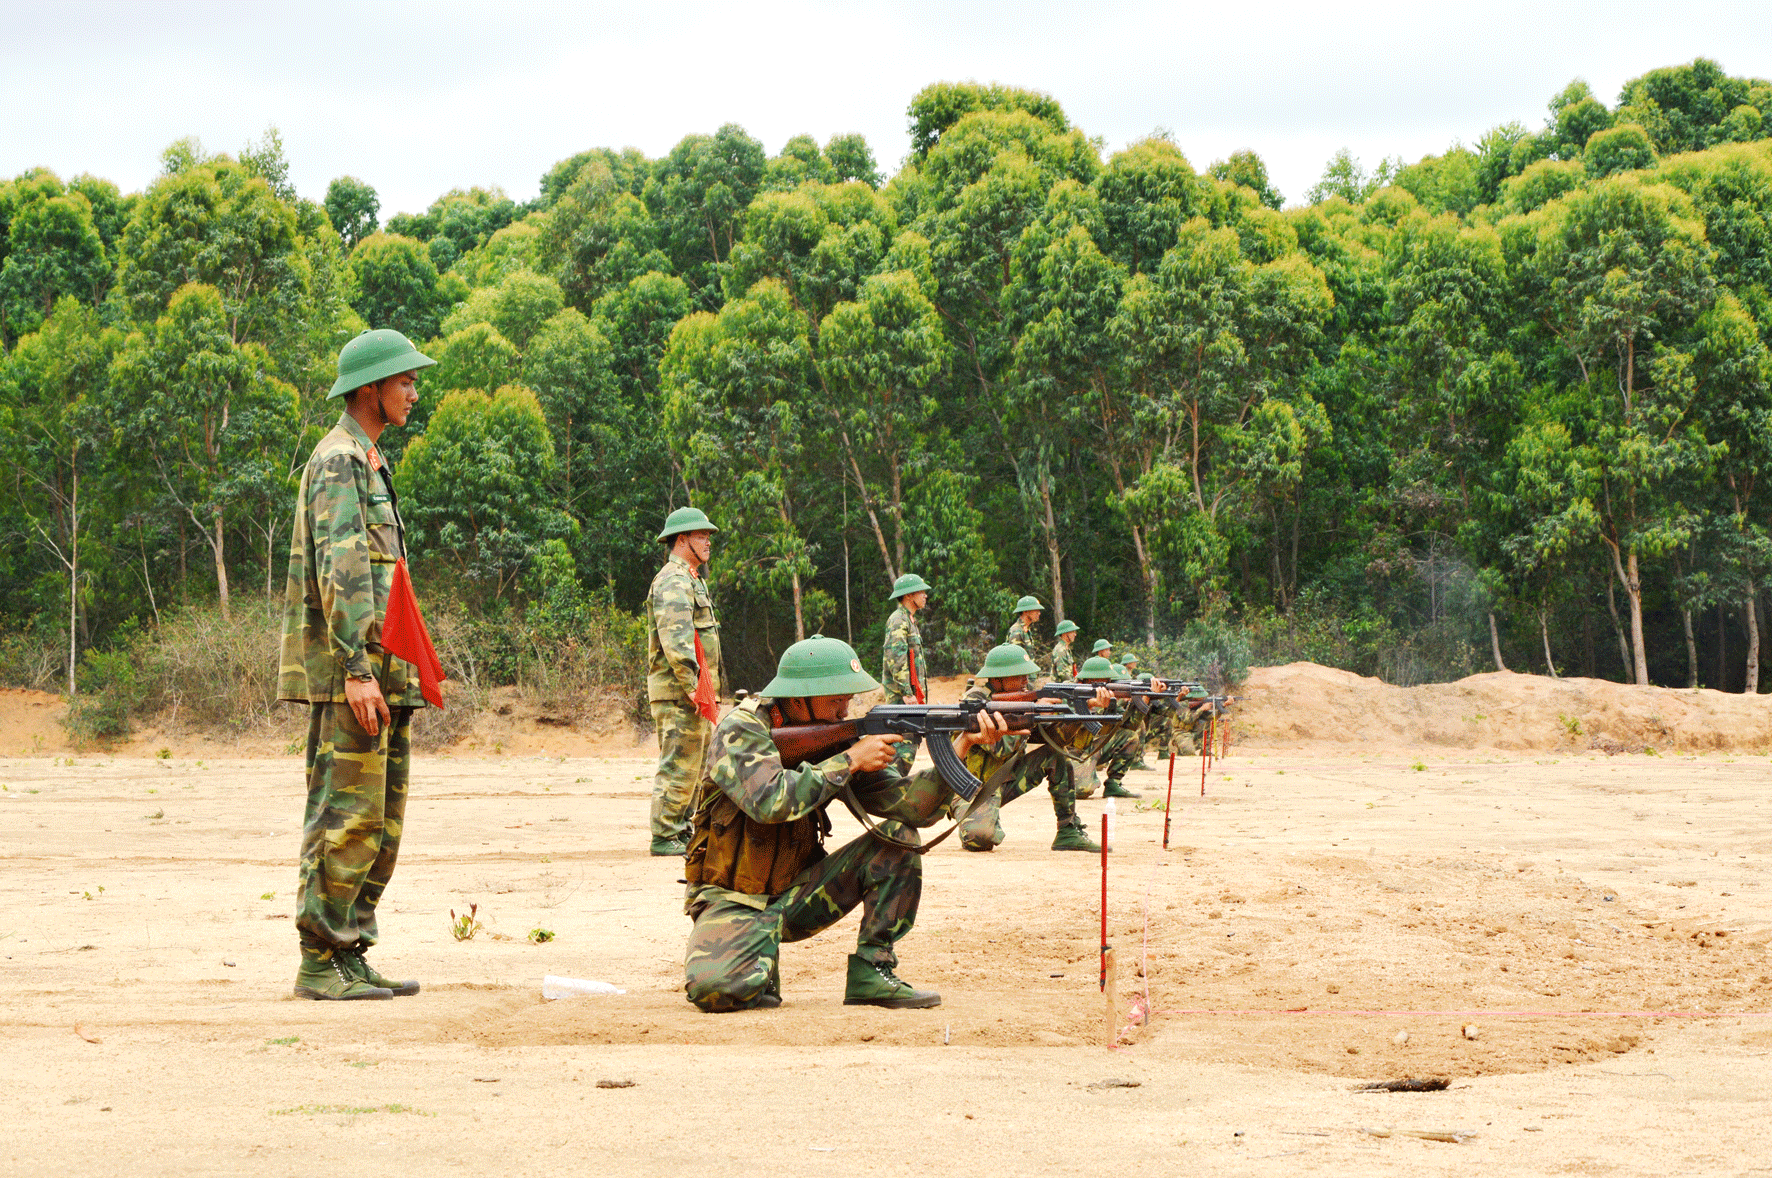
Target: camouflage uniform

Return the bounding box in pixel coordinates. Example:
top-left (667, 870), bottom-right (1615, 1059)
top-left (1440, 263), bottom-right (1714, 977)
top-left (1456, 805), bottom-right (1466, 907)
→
top-left (953, 684), bottom-right (1079, 850)
top-left (646, 553), bottom-right (724, 845)
top-left (1050, 639), bottom-right (1077, 683)
top-left (880, 604), bottom-right (925, 774)
top-left (682, 700), bottom-right (947, 1012)
top-left (1005, 618), bottom-right (1041, 672)
top-left (1099, 704), bottom-right (1148, 787)
top-left (279, 412), bottom-right (426, 957)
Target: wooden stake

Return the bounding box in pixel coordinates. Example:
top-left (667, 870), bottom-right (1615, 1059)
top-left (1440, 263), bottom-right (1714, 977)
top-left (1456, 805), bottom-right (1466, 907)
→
top-left (1103, 947), bottom-right (1118, 1046)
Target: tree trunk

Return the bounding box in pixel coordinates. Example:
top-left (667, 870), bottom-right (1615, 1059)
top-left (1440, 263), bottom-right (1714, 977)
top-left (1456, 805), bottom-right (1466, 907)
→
top-left (790, 569), bottom-right (804, 641)
top-left (1746, 581), bottom-right (1761, 695)
top-left (1605, 575), bottom-right (1632, 682)
top-left (1488, 612), bottom-right (1507, 672)
top-left (66, 460), bottom-right (78, 697)
top-left (1540, 609), bottom-right (1557, 679)
top-left (1622, 549), bottom-right (1649, 686)
top-left (211, 507), bottom-right (232, 623)
top-left (839, 436), bottom-right (896, 584)
top-left (1682, 608), bottom-right (1698, 688)
top-left (1717, 601), bottom-right (1728, 690)
top-left (1036, 475), bottom-right (1065, 622)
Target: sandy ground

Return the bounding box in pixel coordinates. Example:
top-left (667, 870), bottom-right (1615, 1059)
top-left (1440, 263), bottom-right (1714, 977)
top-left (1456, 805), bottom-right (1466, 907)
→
top-left (3, 668), bottom-right (1771, 1175)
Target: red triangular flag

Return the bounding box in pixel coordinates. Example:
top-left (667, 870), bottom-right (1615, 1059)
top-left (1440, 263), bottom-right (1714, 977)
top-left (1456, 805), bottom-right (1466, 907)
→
top-left (381, 558), bottom-right (446, 709)
top-left (691, 630), bottom-right (719, 724)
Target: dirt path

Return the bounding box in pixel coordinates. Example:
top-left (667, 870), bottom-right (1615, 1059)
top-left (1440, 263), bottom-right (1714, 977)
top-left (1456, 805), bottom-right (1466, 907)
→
top-left (3, 737), bottom-right (1769, 1176)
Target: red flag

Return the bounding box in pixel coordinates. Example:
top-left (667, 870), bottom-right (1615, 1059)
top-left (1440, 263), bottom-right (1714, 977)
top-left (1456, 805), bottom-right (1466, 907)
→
top-left (691, 630), bottom-right (720, 724)
top-left (907, 644), bottom-right (926, 704)
top-left (381, 558), bottom-right (446, 709)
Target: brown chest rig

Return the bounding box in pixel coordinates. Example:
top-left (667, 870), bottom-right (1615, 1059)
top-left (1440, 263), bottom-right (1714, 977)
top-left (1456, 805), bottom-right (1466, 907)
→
top-left (683, 700), bottom-right (830, 896)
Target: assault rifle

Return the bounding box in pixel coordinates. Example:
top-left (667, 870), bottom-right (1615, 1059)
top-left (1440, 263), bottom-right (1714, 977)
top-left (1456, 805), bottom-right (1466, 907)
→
top-left (771, 699), bottom-right (1108, 802)
top-left (1033, 680), bottom-right (1184, 714)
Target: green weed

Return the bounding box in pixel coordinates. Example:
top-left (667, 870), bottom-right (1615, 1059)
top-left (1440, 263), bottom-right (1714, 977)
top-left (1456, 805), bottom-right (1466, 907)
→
top-left (528, 927), bottom-right (555, 944)
top-left (265, 1036), bottom-right (299, 1046)
top-left (451, 903), bottom-right (483, 941)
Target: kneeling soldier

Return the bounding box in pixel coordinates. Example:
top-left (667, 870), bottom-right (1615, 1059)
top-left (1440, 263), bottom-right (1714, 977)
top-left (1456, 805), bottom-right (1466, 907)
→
top-left (681, 636), bottom-right (1006, 1012)
top-left (956, 644), bottom-right (1108, 853)
top-left (1081, 656), bottom-right (1143, 799)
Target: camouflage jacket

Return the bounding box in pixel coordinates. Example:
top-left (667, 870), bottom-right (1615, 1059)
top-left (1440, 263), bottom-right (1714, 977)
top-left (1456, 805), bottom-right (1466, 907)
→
top-left (960, 682), bottom-right (1031, 782)
top-left (1005, 619), bottom-right (1042, 672)
top-left (880, 605), bottom-right (924, 703)
top-left (278, 413), bottom-right (423, 707)
top-left (687, 699), bottom-right (943, 910)
top-left (1050, 639), bottom-right (1077, 682)
top-left (646, 554), bottom-right (723, 703)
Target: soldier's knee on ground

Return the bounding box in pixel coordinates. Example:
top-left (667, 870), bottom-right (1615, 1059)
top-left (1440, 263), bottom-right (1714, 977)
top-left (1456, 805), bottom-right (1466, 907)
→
top-left (685, 957), bottom-right (774, 1012)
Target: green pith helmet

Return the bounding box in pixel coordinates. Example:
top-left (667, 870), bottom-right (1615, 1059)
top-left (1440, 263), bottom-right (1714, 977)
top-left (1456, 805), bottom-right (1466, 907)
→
top-left (327, 329), bottom-right (436, 399)
top-left (1078, 656), bottom-right (1115, 680)
top-left (1090, 639), bottom-right (1113, 654)
top-left (656, 505), bottom-right (719, 542)
top-left (1111, 663), bottom-right (1130, 678)
top-left (1012, 595), bottom-right (1044, 614)
top-left (1054, 619), bottom-right (1079, 637)
top-left (761, 634), bottom-right (880, 697)
top-left (889, 573), bottom-right (932, 600)
top-left (978, 643), bottom-right (1040, 680)
top-left (1138, 672), bottom-right (1153, 683)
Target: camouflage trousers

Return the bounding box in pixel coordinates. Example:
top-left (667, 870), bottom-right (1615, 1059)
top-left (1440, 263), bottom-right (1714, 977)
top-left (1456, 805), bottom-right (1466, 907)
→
top-left (958, 744), bottom-right (1076, 849)
top-left (296, 702), bottom-right (413, 952)
top-left (1100, 725), bottom-right (1143, 784)
top-left (683, 823), bottom-right (923, 1012)
top-left (651, 699), bottom-right (712, 842)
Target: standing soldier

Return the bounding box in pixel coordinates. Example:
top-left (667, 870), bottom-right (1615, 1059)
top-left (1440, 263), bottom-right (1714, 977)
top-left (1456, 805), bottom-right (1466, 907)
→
top-left (880, 573), bottom-right (931, 774)
top-left (280, 329), bottom-right (435, 1001)
top-left (646, 506), bottom-right (724, 856)
top-left (1090, 638), bottom-right (1114, 664)
top-left (1049, 619), bottom-right (1080, 681)
top-left (1005, 596), bottom-right (1044, 670)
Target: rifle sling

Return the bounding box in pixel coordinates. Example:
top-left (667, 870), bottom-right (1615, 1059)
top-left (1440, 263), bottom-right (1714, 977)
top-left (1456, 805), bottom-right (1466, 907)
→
top-left (839, 755), bottom-right (1020, 854)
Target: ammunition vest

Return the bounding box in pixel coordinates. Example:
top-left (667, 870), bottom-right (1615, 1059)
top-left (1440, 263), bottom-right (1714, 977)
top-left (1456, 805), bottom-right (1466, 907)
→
top-left (684, 700), bottom-right (829, 895)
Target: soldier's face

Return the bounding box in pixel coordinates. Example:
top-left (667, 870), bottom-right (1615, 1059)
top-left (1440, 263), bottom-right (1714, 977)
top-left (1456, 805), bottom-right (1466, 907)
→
top-left (989, 675), bottom-right (1029, 693)
top-left (1062, 632), bottom-right (1076, 644)
top-left (806, 694), bottom-right (852, 722)
top-left (1021, 610), bottom-right (1041, 626)
top-left (683, 529), bottom-right (713, 564)
top-left (378, 371), bottom-right (420, 426)
top-left (905, 591), bottom-right (927, 611)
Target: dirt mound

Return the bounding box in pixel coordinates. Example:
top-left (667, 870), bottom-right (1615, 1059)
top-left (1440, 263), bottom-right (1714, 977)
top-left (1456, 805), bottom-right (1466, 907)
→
top-left (1231, 662), bottom-right (1772, 755)
top-left (0, 688), bottom-right (69, 755)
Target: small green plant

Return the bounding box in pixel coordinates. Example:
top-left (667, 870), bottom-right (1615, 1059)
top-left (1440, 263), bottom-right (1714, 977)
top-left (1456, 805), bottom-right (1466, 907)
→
top-left (1133, 798), bottom-right (1169, 812)
top-left (1410, 760), bottom-right (1427, 772)
top-left (260, 892), bottom-right (275, 901)
top-left (539, 854), bottom-right (552, 864)
top-left (270, 1103), bottom-right (433, 1117)
top-left (145, 809), bottom-right (163, 819)
top-left (528, 927), bottom-right (555, 944)
top-left (26, 788), bottom-right (40, 794)
top-left (1559, 713), bottom-right (1583, 737)
top-left (282, 738), bottom-right (303, 756)
top-left (1643, 745), bottom-right (1660, 757)
top-left (265, 1036), bottom-right (299, 1046)
top-left (81, 886), bottom-right (105, 900)
top-left (146, 788), bottom-right (157, 794)
top-left (348, 1060), bottom-right (378, 1068)
top-left (156, 747), bottom-right (172, 760)
top-left (196, 760), bottom-right (207, 769)
top-left (450, 903), bottom-right (483, 941)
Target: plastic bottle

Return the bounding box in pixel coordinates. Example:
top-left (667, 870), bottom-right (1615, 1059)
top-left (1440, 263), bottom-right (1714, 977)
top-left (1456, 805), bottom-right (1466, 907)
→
top-left (1103, 797), bottom-right (1116, 851)
top-left (542, 975), bottom-right (626, 999)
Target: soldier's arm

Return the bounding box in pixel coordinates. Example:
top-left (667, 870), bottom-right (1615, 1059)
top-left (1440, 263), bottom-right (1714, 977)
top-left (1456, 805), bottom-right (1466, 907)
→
top-left (309, 454), bottom-right (377, 680)
top-left (650, 568), bottom-right (703, 697)
top-left (712, 711), bottom-right (850, 824)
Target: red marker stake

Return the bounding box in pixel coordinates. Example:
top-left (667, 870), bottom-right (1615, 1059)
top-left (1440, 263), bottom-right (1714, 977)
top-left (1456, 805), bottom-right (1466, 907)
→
top-left (1162, 748), bottom-right (1177, 850)
top-left (1099, 814), bottom-right (1109, 992)
top-left (1199, 731), bottom-right (1209, 797)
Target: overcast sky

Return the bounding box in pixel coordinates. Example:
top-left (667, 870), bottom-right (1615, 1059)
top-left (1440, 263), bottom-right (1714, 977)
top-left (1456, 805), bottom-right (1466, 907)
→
top-left (4, 0), bottom-right (1770, 219)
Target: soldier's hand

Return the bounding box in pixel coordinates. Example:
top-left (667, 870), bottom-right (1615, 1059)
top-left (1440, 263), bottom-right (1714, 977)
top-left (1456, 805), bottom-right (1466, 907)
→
top-left (346, 676), bottom-right (391, 737)
top-left (1151, 678), bottom-right (1167, 692)
top-left (954, 708), bottom-right (1009, 757)
top-left (846, 734), bottom-right (904, 774)
top-left (1091, 687), bottom-right (1113, 711)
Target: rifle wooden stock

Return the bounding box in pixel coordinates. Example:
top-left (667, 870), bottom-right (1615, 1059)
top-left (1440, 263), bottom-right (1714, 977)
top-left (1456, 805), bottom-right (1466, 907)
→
top-left (771, 721), bottom-right (861, 770)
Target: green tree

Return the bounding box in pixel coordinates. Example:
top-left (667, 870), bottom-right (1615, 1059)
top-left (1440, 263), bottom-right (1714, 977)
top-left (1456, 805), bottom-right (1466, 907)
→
top-left (349, 232), bottom-right (450, 341)
top-left (106, 283), bottom-right (300, 620)
top-left (397, 386), bottom-right (574, 601)
top-left (324, 176), bottom-right (380, 249)
top-left (0, 188), bottom-right (110, 343)
top-left (1209, 150), bottom-right (1284, 210)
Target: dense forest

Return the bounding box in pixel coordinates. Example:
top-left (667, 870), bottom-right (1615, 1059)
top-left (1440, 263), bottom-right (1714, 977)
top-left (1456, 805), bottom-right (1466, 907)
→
top-left (6, 57), bottom-right (1772, 731)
